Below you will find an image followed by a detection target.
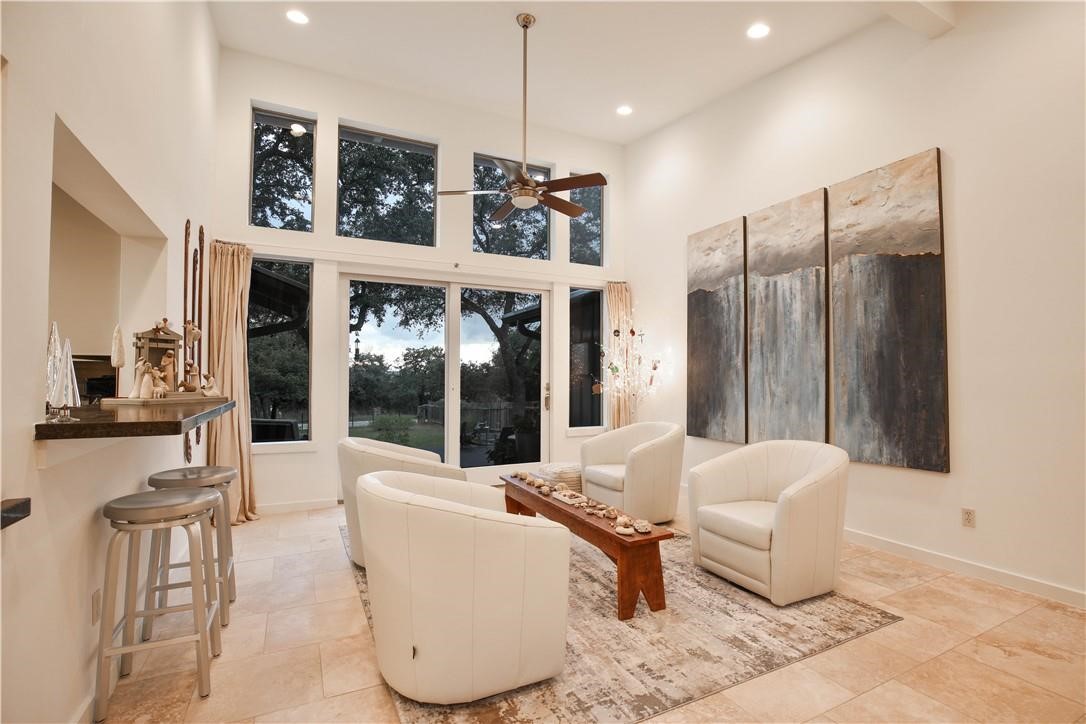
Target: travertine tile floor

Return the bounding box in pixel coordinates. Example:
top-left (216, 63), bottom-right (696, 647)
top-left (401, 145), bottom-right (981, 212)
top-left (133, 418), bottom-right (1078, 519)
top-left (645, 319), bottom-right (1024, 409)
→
top-left (106, 493), bottom-right (1085, 723)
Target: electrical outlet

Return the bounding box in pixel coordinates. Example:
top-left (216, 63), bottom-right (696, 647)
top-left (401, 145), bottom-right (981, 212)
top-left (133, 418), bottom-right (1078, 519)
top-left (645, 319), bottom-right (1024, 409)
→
top-left (91, 589), bottom-right (102, 626)
top-left (961, 508), bottom-right (976, 528)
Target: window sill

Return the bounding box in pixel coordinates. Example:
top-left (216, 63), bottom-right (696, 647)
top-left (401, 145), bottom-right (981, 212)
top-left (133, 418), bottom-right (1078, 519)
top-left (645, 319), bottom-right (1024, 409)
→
top-left (566, 426), bottom-right (605, 438)
top-left (252, 441), bottom-right (317, 455)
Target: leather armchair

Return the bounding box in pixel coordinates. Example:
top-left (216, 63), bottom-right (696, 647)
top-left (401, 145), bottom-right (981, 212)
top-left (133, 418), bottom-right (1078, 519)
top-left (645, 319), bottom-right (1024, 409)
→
top-left (580, 422), bottom-right (685, 523)
top-left (688, 440), bottom-right (849, 606)
top-left (357, 470), bottom-right (571, 704)
top-left (337, 438), bottom-right (466, 566)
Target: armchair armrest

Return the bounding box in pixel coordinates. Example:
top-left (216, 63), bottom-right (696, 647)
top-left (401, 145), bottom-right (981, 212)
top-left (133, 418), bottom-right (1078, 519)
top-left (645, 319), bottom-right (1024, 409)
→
top-left (769, 460), bottom-right (849, 606)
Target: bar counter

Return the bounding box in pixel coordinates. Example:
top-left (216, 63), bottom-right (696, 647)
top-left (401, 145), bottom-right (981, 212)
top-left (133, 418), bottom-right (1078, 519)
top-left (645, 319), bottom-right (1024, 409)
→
top-left (34, 400), bottom-right (235, 440)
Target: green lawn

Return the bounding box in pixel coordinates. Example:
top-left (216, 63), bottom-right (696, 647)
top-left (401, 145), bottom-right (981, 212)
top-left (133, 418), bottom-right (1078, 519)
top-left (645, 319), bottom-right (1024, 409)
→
top-left (350, 415), bottom-right (445, 456)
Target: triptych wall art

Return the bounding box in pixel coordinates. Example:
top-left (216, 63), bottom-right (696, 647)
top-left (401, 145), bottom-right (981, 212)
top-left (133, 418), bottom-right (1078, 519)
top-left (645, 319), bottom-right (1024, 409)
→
top-left (686, 148), bottom-right (949, 473)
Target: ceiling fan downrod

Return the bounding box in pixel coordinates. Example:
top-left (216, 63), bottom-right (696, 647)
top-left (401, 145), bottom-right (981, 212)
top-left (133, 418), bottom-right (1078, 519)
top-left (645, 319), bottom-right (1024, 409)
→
top-left (517, 13), bottom-right (535, 178)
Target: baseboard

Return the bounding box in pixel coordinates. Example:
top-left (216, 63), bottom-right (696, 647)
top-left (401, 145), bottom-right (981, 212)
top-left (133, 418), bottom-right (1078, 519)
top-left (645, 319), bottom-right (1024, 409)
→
top-left (256, 498), bottom-right (339, 515)
top-left (845, 528), bottom-right (1086, 609)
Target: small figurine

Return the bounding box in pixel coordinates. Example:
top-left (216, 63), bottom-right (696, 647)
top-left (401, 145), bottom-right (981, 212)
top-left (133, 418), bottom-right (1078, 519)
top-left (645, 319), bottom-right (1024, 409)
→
top-left (129, 357), bottom-right (150, 399)
top-left (184, 319), bottom-right (202, 349)
top-left (150, 368), bottom-right (169, 399)
top-left (201, 374), bottom-right (221, 397)
top-left (153, 317), bottom-right (171, 334)
top-left (181, 361), bottom-right (201, 391)
top-left (138, 360), bottom-right (157, 399)
top-left (159, 350), bottom-right (177, 391)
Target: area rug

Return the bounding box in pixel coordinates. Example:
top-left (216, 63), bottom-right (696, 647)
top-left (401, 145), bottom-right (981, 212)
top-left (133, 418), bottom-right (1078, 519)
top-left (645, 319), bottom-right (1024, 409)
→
top-left (340, 527), bottom-right (900, 723)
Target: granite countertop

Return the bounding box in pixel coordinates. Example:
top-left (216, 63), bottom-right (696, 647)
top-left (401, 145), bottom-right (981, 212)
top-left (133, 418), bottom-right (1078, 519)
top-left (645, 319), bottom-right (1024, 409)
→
top-left (34, 399), bottom-right (236, 440)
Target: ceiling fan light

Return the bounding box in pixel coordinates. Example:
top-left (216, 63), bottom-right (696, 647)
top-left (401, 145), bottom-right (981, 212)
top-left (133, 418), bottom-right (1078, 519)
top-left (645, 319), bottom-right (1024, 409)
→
top-left (512, 195), bottom-right (539, 210)
top-left (616, 105), bottom-right (633, 116)
top-left (289, 123), bottom-right (307, 137)
top-left (286, 9), bottom-right (309, 24)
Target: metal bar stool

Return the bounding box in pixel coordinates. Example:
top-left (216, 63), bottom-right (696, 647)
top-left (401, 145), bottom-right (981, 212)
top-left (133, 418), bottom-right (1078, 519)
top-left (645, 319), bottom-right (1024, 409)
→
top-left (143, 465), bottom-right (237, 636)
top-left (95, 488), bottom-right (222, 722)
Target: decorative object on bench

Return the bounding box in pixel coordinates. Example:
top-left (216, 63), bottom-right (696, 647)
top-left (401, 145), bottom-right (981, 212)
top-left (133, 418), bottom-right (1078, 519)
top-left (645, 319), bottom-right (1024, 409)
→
top-left (359, 470), bottom-right (570, 704)
top-left (537, 461), bottom-right (583, 492)
top-left (689, 440), bottom-right (849, 606)
top-left (580, 421), bottom-right (685, 523)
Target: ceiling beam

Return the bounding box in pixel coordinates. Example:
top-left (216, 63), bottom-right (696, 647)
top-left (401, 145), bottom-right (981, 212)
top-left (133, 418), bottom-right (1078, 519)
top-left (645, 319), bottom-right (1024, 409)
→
top-left (883, 1), bottom-right (957, 39)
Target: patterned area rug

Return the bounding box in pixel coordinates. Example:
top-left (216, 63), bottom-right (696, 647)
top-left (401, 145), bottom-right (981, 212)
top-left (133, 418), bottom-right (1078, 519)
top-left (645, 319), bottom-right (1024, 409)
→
top-left (340, 527), bottom-right (899, 723)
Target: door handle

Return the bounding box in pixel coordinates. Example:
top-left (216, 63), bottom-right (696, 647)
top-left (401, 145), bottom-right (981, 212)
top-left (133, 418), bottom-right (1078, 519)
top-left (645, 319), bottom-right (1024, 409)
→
top-left (544, 382), bottom-right (551, 411)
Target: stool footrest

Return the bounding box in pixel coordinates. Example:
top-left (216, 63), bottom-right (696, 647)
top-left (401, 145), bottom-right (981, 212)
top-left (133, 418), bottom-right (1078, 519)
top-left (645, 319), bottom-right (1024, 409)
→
top-left (104, 633), bottom-right (200, 657)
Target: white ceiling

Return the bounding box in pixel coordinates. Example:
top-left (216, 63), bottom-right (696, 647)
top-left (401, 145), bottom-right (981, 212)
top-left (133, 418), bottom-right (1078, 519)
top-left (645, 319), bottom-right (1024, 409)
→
top-left (210, 2), bottom-right (886, 145)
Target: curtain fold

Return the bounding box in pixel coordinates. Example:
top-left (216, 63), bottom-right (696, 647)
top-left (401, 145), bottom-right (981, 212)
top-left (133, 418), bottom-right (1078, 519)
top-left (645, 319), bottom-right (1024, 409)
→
top-left (605, 281), bottom-right (634, 429)
top-left (207, 240), bottom-right (258, 523)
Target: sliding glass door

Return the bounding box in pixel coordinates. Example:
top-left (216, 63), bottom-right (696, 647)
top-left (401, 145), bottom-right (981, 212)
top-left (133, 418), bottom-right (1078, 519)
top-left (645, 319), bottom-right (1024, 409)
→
top-left (459, 287), bottom-right (545, 468)
top-left (346, 279), bottom-right (447, 459)
top-left (346, 277), bottom-right (548, 470)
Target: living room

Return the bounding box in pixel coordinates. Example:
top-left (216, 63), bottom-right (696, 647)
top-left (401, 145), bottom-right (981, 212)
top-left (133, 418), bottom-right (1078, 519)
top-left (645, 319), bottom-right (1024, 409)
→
top-left (2, 2), bottom-right (1083, 722)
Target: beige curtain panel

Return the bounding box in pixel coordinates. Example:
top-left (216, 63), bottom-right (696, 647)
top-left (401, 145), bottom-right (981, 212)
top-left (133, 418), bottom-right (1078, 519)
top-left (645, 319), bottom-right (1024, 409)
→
top-left (207, 240), bottom-right (258, 524)
top-left (605, 281), bottom-right (634, 429)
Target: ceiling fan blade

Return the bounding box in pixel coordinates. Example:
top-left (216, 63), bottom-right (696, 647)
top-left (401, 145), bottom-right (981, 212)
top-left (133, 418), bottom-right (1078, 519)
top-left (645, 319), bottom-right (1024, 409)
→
top-left (539, 193), bottom-right (586, 218)
top-left (490, 200), bottom-right (517, 223)
top-left (492, 157), bottom-right (530, 185)
top-left (437, 189), bottom-right (505, 196)
top-left (539, 172), bottom-right (607, 193)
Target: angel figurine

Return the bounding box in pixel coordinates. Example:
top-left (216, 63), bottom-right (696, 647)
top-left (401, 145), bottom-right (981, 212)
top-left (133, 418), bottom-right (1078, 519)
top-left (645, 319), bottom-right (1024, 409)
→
top-left (184, 319), bottom-right (202, 349)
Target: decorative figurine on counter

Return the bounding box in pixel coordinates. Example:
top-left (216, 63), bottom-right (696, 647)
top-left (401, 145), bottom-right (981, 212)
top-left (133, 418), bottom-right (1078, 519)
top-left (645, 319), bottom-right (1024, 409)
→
top-left (153, 317), bottom-right (172, 334)
top-left (184, 320), bottom-right (202, 349)
top-left (179, 360), bottom-right (200, 392)
top-left (129, 357), bottom-right (150, 399)
top-left (200, 374), bottom-right (221, 398)
top-left (159, 350), bottom-right (177, 391)
top-left (150, 368), bottom-right (169, 399)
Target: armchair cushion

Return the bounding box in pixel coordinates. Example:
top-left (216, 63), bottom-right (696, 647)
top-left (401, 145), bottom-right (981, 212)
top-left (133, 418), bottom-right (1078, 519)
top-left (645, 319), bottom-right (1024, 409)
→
top-left (583, 464), bottom-right (625, 492)
top-left (697, 500), bottom-right (776, 551)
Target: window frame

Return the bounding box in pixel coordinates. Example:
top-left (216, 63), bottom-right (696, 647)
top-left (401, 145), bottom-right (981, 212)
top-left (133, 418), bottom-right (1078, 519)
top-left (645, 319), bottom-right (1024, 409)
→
top-left (569, 169), bottom-right (606, 268)
top-left (249, 107), bottom-right (317, 234)
top-left (471, 152), bottom-right (553, 261)
top-left (247, 255), bottom-right (315, 448)
top-left (335, 124), bottom-right (439, 247)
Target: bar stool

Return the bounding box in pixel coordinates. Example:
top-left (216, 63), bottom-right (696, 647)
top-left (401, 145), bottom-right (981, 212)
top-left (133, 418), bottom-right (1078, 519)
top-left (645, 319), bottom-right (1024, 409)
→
top-left (143, 465), bottom-right (237, 636)
top-left (95, 488), bottom-right (222, 722)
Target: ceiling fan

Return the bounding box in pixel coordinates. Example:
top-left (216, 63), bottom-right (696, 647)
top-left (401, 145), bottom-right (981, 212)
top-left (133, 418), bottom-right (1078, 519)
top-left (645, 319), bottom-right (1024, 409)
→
top-left (438, 13), bottom-right (608, 223)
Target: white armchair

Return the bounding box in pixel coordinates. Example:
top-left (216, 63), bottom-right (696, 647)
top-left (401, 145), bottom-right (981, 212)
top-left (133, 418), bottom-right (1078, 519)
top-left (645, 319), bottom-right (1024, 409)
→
top-left (689, 440), bottom-right (849, 606)
top-left (580, 422), bottom-right (685, 523)
top-left (337, 438), bottom-right (466, 566)
top-left (357, 470), bottom-right (570, 704)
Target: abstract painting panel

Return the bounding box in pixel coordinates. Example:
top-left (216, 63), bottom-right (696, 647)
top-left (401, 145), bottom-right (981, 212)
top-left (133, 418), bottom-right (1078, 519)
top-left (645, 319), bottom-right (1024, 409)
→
top-left (747, 189), bottom-right (827, 443)
top-left (687, 218), bottom-right (746, 443)
top-left (829, 148), bottom-right (949, 472)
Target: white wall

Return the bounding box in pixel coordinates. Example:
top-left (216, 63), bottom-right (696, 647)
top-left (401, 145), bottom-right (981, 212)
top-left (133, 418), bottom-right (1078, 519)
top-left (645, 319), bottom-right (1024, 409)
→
top-left (48, 186), bottom-right (122, 355)
top-left (624, 3), bottom-right (1085, 604)
top-left (211, 49), bottom-right (625, 511)
top-left (1, 3), bottom-right (218, 721)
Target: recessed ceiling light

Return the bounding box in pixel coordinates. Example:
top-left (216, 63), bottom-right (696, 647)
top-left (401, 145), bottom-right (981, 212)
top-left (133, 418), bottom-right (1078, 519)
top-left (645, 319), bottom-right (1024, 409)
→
top-left (616, 105), bottom-right (633, 116)
top-left (286, 9), bottom-right (309, 25)
top-left (289, 123), bottom-right (307, 137)
top-left (746, 22), bottom-right (770, 39)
